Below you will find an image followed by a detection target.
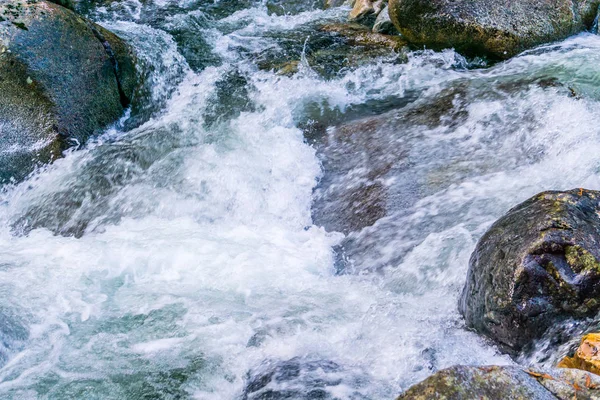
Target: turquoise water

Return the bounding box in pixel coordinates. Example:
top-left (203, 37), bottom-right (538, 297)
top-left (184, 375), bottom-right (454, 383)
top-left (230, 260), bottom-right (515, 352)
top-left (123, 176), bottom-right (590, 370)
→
top-left (2, 1), bottom-right (600, 398)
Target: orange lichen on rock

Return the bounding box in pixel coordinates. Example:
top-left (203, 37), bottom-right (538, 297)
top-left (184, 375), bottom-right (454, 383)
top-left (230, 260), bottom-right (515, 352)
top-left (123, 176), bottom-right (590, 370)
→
top-left (558, 333), bottom-right (600, 375)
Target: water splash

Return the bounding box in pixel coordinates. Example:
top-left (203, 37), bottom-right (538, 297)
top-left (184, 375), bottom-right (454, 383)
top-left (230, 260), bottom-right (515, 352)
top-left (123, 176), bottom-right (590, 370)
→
top-left (2, 2), bottom-right (600, 399)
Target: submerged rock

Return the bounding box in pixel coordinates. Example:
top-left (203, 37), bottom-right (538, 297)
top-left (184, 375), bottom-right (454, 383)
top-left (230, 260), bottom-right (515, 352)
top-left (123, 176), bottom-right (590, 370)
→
top-left (460, 189), bottom-right (600, 354)
top-left (388, 0), bottom-right (600, 59)
top-left (558, 333), bottom-right (600, 375)
top-left (242, 357), bottom-right (368, 399)
top-left (398, 365), bottom-right (600, 399)
top-left (0, 0), bottom-right (137, 182)
top-left (311, 84), bottom-right (469, 236)
top-left (309, 76), bottom-right (578, 277)
top-left (320, 23), bottom-right (406, 51)
top-left (256, 23), bottom-right (406, 78)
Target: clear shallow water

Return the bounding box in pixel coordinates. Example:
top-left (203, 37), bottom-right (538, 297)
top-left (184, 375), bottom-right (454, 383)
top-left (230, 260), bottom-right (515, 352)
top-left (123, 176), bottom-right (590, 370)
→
top-left (2, 0), bottom-right (600, 398)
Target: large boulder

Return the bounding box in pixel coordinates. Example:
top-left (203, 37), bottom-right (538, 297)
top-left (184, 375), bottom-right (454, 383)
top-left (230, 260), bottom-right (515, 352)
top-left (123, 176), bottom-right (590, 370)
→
top-left (388, 0), bottom-right (600, 59)
top-left (0, 0), bottom-right (137, 182)
top-left (460, 189), bottom-right (600, 354)
top-left (397, 365), bottom-right (600, 399)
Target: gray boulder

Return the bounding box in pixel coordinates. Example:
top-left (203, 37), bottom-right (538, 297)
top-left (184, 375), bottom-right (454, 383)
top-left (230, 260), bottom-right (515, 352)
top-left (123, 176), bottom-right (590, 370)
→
top-left (388, 0), bottom-right (600, 59)
top-left (0, 0), bottom-right (137, 182)
top-left (460, 189), bottom-right (600, 354)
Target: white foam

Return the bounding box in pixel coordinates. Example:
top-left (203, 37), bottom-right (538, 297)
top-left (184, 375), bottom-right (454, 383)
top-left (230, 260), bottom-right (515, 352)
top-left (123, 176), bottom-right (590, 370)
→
top-left (2, 4), bottom-right (600, 400)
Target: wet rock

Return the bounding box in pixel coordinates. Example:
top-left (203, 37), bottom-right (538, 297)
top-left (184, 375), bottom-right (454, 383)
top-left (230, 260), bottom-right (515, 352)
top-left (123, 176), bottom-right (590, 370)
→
top-left (242, 357), bottom-right (368, 400)
top-left (372, 5), bottom-right (396, 34)
top-left (320, 23), bottom-right (407, 51)
top-left (388, 0), bottom-right (600, 59)
top-left (256, 24), bottom-right (406, 78)
top-left (309, 76), bottom-right (581, 277)
top-left (348, 0), bottom-right (384, 22)
top-left (397, 365), bottom-right (600, 399)
top-left (0, 0), bottom-right (137, 182)
top-left (460, 189), bottom-right (600, 355)
top-left (275, 60), bottom-right (300, 76)
top-left (202, 69), bottom-right (256, 128)
top-left (311, 84), bottom-right (468, 236)
top-left (558, 333), bottom-right (600, 375)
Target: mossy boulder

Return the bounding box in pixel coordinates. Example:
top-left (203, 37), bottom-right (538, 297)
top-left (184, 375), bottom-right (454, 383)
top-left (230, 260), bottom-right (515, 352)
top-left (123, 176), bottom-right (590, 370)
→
top-left (460, 189), bottom-right (600, 355)
top-left (0, 0), bottom-right (137, 182)
top-left (388, 0), bottom-right (600, 59)
top-left (398, 365), bottom-right (600, 399)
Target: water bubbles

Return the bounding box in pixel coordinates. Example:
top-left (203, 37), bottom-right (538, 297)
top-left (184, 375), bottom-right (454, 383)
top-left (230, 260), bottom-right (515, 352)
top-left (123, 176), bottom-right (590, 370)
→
top-left (2, 1), bottom-right (600, 398)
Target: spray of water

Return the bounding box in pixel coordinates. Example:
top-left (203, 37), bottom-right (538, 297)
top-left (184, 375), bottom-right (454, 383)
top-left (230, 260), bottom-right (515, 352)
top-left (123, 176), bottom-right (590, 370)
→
top-left (1, 0), bottom-right (600, 398)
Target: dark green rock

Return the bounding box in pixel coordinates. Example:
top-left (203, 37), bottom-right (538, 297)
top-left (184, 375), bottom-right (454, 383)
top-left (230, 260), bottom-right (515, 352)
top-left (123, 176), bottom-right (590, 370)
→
top-left (0, 0), bottom-right (137, 182)
top-left (388, 0), bottom-right (600, 59)
top-left (460, 189), bottom-right (600, 354)
top-left (397, 365), bottom-right (600, 400)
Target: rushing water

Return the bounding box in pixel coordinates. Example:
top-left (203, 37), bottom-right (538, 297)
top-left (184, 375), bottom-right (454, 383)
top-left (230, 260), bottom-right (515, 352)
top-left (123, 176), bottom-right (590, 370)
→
top-left (2, 0), bottom-right (600, 398)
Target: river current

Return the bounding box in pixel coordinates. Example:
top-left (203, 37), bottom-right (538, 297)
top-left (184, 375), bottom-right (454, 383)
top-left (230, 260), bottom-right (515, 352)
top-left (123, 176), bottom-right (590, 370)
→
top-left (2, 0), bottom-right (600, 398)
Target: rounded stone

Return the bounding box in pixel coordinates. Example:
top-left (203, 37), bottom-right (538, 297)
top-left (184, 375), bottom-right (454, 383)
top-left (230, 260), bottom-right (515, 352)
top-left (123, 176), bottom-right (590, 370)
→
top-left (388, 0), bottom-right (600, 59)
top-left (0, 0), bottom-right (137, 182)
top-left (460, 189), bottom-right (600, 354)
